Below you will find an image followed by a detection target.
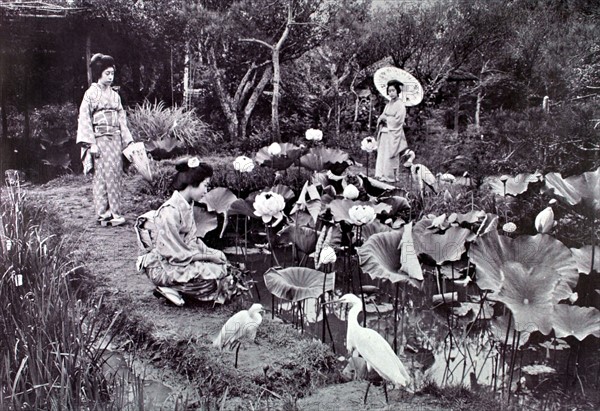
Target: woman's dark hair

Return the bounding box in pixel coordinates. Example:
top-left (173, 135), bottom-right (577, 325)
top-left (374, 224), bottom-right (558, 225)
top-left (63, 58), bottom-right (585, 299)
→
top-left (90, 53), bottom-right (115, 82)
top-left (386, 80), bottom-right (404, 94)
top-left (171, 161), bottom-right (213, 191)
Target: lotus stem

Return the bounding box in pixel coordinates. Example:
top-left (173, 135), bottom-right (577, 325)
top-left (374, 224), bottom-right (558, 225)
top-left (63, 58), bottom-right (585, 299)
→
top-left (271, 295), bottom-right (275, 320)
top-left (501, 313), bottom-right (513, 398)
top-left (265, 224), bottom-right (281, 267)
top-left (366, 152), bottom-right (369, 178)
top-left (356, 226), bottom-right (367, 327)
top-left (322, 266), bottom-right (328, 343)
top-left (507, 329), bottom-right (520, 403)
top-left (244, 217), bottom-right (248, 263)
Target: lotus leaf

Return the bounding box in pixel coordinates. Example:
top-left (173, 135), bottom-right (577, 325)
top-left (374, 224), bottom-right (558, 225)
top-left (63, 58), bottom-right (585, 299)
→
top-left (456, 210), bottom-right (486, 224)
top-left (544, 167), bottom-right (600, 213)
top-left (399, 222), bottom-right (423, 280)
top-left (227, 198), bottom-right (256, 218)
top-left (379, 196), bottom-right (411, 217)
top-left (357, 230), bottom-right (421, 289)
top-left (484, 172), bottom-right (542, 197)
top-left (193, 208), bottom-right (218, 238)
top-left (570, 245), bottom-right (600, 274)
top-left (278, 224), bottom-right (318, 254)
top-left (265, 184), bottom-right (295, 202)
top-left (412, 219), bottom-right (472, 265)
top-left (299, 146), bottom-right (349, 172)
top-left (198, 187), bottom-right (237, 215)
top-left (361, 220), bottom-right (392, 241)
top-left (552, 305), bottom-right (600, 340)
top-left (490, 314), bottom-right (531, 348)
top-left (496, 262), bottom-right (558, 334)
top-left (470, 231), bottom-right (578, 299)
top-left (255, 142), bottom-right (303, 170)
top-left (264, 267), bottom-right (335, 301)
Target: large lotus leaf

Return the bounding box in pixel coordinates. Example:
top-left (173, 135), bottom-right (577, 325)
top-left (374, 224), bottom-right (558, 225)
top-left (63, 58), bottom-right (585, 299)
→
top-left (357, 230), bottom-right (421, 289)
top-left (544, 167), bottom-right (600, 213)
top-left (264, 267), bottom-right (335, 301)
top-left (198, 187), bottom-right (237, 215)
top-left (399, 221), bottom-right (423, 280)
top-left (552, 305), bottom-right (600, 340)
top-left (484, 172), bottom-right (542, 197)
top-left (496, 262), bottom-right (557, 334)
top-left (490, 314), bottom-right (531, 348)
top-left (255, 143), bottom-right (303, 170)
top-left (456, 210), bottom-right (486, 224)
top-left (265, 184), bottom-right (295, 203)
top-left (299, 147), bottom-right (349, 172)
top-left (227, 198), bottom-right (257, 218)
top-left (328, 199), bottom-right (391, 223)
top-left (293, 181), bottom-right (321, 209)
top-left (470, 231), bottom-right (579, 298)
top-left (277, 225), bottom-right (318, 254)
top-left (380, 196), bottom-right (411, 217)
top-left (412, 219), bottom-right (471, 265)
top-left (570, 245), bottom-right (600, 274)
top-left (361, 220), bottom-right (392, 241)
top-left (193, 208), bottom-right (218, 238)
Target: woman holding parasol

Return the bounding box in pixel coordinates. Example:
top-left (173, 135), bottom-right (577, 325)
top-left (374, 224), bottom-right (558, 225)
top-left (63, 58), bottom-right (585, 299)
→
top-left (374, 79), bottom-right (408, 182)
top-left (77, 53), bottom-right (134, 226)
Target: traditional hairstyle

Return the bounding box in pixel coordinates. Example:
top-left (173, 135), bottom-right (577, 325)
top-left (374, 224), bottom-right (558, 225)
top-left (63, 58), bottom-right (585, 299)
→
top-left (171, 160), bottom-right (213, 191)
top-left (90, 53), bottom-right (116, 82)
top-left (386, 79), bottom-right (404, 95)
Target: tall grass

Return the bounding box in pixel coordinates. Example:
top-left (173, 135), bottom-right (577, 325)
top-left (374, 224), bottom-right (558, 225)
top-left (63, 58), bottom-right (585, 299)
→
top-left (0, 186), bottom-right (121, 410)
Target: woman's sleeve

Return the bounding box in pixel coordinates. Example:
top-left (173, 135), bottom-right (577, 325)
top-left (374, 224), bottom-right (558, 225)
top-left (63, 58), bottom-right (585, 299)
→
top-left (154, 205), bottom-right (199, 265)
top-left (76, 89), bottom-right (96, 146)
top-left (117, 95), bottom-right (134, 147)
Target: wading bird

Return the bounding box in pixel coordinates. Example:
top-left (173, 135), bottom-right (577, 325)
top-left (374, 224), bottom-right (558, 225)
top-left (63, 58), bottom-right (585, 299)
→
top-left (213, 303), bottom-right (265, 368)
top-left (327, 294), bottom-right (411, 404)
top-left (402, 150), bottom-right (437, 196)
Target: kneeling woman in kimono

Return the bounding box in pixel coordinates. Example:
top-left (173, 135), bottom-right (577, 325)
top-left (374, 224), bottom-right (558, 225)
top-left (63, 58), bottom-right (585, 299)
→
top-left (136, 158), bottom-right (237, 306)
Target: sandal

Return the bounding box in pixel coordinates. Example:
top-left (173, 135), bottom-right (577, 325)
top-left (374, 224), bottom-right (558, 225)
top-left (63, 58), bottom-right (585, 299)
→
top-left (155, 286), bottom-right (185, 306)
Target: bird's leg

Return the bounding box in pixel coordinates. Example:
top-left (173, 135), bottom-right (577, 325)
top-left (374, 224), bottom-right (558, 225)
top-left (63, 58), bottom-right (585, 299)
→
top-left (383, 382), bottom-right (388, 404)
top-left (234, 342), bottom-right (241, 369)
top-left (363, 381), bottom-right (371, 405)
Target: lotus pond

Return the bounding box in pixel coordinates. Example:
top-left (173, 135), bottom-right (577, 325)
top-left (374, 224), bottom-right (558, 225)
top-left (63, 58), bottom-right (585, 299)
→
top-left (192, 142), bottom-right (600, 406)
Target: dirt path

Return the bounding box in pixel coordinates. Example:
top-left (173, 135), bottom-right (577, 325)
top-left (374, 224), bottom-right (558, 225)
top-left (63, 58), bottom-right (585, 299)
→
top-left (28, 174), bottom-right (448, 411)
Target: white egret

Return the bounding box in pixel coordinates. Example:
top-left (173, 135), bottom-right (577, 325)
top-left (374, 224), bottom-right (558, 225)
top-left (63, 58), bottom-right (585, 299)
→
top-left (402, 150), bottom-right (437, 195)
top-left (328, 294), bottom-right (411, 404)
top-left (213, 303), bottom-right (265, 368)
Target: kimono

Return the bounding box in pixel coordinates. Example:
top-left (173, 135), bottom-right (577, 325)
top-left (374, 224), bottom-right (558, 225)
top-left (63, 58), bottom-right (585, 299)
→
top-left (375, 98), bottom-right (408, 182)
top-left (136, 191), bottom-right (233, 303)
top-left (76, 83), bottom-right (133, 217)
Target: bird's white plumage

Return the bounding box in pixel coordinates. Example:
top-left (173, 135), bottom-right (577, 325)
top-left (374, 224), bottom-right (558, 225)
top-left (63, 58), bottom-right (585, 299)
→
top-left (213, 303), bottom-right (264, 349)
top-left (338, 294), bottom-right (411, 387)
top-left (403, 150), bottom-right (437, 194)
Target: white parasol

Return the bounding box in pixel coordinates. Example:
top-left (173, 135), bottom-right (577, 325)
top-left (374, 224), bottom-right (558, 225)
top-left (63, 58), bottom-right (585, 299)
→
top-left (373, 66), bottom-right (424, 106)
top-left (123, 142), bottom-right (153, 182)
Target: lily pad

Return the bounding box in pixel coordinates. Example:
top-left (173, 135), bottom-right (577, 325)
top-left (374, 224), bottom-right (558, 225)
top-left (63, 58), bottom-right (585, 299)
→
top-left (552, 305), bottom-right (600, 340)
top-left (264, 267), bottom-right (335, 301)
top-left (544, 167), bottom-right (600, 213)
top-left (357, 230), bottom-right (421, 289)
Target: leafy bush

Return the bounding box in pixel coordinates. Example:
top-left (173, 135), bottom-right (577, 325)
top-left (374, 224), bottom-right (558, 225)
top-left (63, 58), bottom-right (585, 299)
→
top-left (128, 100), bottom-right (223, 157)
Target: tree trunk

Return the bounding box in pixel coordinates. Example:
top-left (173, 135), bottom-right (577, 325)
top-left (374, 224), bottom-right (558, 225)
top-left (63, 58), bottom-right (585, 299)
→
top-left (183, 41), bottom-right (192, 110)
top-left (240, 66), bottom-right (273, 140)
top-left (270, 5), bottom-right (292, 143)
top-left (1, 51), bottom-right (6, 140)
top-left (85, 32), bottom-right (92, 87)
top-left (475, 90), bottom-right (484, 131)
top-left (208, 48), bottom-right (239, 141)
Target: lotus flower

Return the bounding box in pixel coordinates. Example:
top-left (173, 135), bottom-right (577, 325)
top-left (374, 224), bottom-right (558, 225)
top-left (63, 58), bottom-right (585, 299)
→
top-left (253, 191), bottom-right (285, 224)
top-left (348, 205), bottom-right (376, 226)
top-left (267, 142), bottom-right (282, 156)
top-left (233, 155), bottom-right (255, 173)
top-left (535, 207), bottom-right (554, 234)
top-left (360, 137), bottom-right (377, 153)
top-left (319, 245), bottom-right (337, 266)
top-left (343, 184), bottom-right (359, 200)
top-left (305, 128), bottom-right (323, 141)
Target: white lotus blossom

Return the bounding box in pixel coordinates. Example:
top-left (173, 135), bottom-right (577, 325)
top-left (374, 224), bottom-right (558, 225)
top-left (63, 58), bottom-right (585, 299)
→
top-left (267, 142), bottom-right (282, 156)
top-left (343, 184), bottom-right (359, 200)
top-left (535, 207), bottom-right (554, 234)
top-left (305, 128), bottom-right (323, 141)
top-left (233, 155), bottom-right (255, 173)
top-left (187, 157), bottom-right (200, 168)
top-left (502, 222), bottom-right (517, 233)
top-left (253, 191), bottom-right (285, 224)
top-left (568, 292), bottom-right (578, 304)
top-left (319, 245), bottom-right (337, 266)
top-left (348, 205), bottom-right (376, 226)
top-left (360, 137), bottom-right (377, 153)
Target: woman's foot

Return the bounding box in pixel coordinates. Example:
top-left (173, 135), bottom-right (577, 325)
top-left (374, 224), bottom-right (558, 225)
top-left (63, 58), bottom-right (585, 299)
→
top-left (97, 211), bottom-right (112, 222)
top-left (154, 286), bottom-right (184, 306)
top-left (109, 214), bottom-right (126, 226)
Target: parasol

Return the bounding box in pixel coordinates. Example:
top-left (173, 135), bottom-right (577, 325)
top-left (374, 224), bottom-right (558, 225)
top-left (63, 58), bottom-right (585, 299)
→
top-left (373, 66), bottom-right (423, 106)
top-left (123, 142), bottom-right (153, 181)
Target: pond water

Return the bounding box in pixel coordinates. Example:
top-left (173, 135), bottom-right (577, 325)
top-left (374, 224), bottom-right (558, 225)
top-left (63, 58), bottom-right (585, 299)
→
top-left (227, 245), bottom-right (598, 399)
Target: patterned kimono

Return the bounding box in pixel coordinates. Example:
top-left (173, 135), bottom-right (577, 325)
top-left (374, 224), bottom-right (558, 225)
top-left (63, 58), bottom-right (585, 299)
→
top-left (76, 83), bottom-right (133, 217)
top-left (136, 191), bottom-right (231, 302)
top-left (375, 98), bottom-right (408, 182)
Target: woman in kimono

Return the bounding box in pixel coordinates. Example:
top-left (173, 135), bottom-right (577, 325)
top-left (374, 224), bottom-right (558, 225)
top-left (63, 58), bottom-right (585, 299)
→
top-left (77, 53), bottom-right (133, 226)
top-left (136, 159), bottom-right (236, 306)
top-left (374, 80), bottom-right (408, 182)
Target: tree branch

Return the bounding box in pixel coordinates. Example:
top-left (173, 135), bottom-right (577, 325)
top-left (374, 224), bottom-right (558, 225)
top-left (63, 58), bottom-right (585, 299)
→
top-left (239, 38), bottom-right (273, 50)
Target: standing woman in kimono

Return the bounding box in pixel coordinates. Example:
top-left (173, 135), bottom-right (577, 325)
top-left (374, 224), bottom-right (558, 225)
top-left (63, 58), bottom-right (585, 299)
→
top-left (77, 53), bottom-right (133, 226)
top-left (374, 80), bottom-right (408, 182)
